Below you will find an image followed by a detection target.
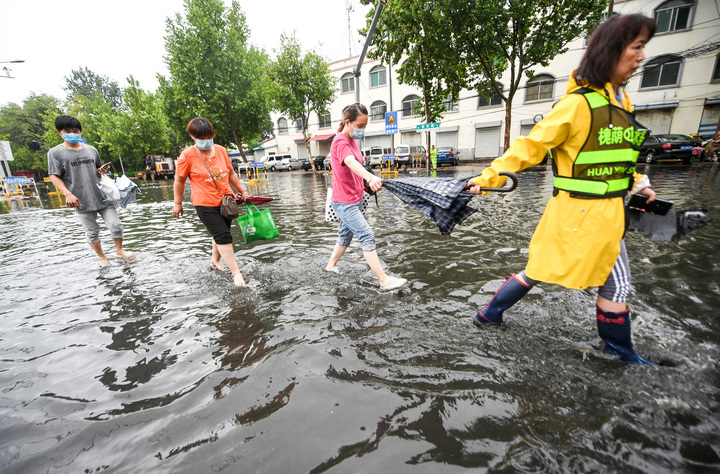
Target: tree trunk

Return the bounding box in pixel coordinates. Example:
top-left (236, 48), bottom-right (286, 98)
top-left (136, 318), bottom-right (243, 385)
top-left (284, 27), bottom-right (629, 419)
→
top-left (503, 98), bottom-right (513, 152)
top-left (304, 132), bottom-right (316, 173)
top-left (225, 99), bottom-right (248, 163)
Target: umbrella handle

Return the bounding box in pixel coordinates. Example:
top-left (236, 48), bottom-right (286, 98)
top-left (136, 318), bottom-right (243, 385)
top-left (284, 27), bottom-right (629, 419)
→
top-left (465, 171), bottom-right (518, 193)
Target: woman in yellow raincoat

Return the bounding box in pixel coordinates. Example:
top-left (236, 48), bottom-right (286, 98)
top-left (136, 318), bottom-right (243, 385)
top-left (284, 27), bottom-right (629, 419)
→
top-left (467, 14), bottom-right (658, 365)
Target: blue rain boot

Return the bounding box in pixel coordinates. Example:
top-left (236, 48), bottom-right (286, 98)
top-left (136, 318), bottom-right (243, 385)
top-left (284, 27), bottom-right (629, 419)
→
top-left (596, 306), bottom-right (657, 366)
top-left (474, 274), bottom-right (532, 325)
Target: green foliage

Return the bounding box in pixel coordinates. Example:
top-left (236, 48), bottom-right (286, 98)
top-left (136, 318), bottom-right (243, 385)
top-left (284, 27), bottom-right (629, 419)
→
top-left (268, 33), bottom-right (337, 168)
top-left (362, 0), bottom-right (605, 149)
top-left (360, 0), bottom-right (465, 123)
top-left (63, 66), bottom-right (124, 111)
top-left (0, 93), bottom-right (61, 175)
top-left (160, 0), bottom-right (271, 161)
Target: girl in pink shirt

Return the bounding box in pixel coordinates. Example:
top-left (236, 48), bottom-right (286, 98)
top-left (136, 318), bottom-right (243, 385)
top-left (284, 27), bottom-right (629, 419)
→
top-left (325, 103), bottom-right (407, 291)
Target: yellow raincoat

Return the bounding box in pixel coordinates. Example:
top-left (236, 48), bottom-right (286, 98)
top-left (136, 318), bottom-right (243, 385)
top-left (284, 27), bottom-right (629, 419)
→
top-left (470, 75), bottom-right (648, 289)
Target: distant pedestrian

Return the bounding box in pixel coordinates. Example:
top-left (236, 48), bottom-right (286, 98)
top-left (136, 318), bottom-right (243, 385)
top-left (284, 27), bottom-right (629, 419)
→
top-left (430, 145), bottom-right (438, 170)
top-left (325, 103), bottom-right (407, 291)
top-left (47, 115), bottom-right (135, 267)
top-left (172, 117), bottom-right (249, 287)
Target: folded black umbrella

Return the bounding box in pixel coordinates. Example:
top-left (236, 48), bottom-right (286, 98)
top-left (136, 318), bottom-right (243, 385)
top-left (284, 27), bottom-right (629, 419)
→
top-left (381, 172), bottom-right (517, 235)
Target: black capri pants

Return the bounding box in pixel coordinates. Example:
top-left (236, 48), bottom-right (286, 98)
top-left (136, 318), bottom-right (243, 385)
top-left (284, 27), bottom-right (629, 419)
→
top-left (195, 205), bottom-right (233, 245)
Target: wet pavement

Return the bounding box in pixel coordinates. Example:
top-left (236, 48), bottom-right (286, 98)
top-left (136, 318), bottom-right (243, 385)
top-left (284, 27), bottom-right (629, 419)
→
top-left (1, 162), bottom-right (719, 472)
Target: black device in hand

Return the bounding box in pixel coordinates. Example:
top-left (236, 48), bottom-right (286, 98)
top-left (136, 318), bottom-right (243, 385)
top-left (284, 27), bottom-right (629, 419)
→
top-left (627, 194), bottom-right (674, 215)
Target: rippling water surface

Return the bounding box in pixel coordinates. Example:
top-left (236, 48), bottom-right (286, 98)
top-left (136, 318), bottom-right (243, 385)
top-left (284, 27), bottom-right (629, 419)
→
top-left (1, 163), bottom-right (719, 473)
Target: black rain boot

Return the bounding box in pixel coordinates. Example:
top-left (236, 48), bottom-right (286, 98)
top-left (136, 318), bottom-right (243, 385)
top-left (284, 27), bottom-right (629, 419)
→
top-left (474, 274), bottom-right (531, 325)
top-left (596, 306), bottom-right (657, 366)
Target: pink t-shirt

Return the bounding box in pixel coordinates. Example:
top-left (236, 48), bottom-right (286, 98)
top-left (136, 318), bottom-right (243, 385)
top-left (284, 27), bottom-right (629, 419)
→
top-left (330, 133), bottom-right (364, 204)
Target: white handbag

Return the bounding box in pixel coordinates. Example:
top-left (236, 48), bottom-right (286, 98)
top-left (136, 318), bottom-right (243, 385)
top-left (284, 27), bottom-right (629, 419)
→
top-left (97, 174), bottom-right (121, 202)
top-left (325, 187), bottom-right (369, 223)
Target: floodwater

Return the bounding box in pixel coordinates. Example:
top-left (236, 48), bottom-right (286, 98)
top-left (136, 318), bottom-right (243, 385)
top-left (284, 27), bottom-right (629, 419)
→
top-left (1, 163), bottom-right (718, 473)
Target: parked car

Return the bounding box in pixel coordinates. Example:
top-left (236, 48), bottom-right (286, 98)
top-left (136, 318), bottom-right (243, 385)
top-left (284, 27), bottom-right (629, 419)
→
top-left (301, 154), bottom-right (326, 171)
top-left (262, 154), bottom-right (297, 171)
top-left (640, 134), bottom-right (701, 164)
top-left (323, 153), bottom-right (332, 171)
top-left (410, 145), bottom-right (427, 166)
top-left (368, 146), bottom-right (391, 168)
top-left (394, 144), bottom-right (411, 166)
top-left (277, 155), bottom-right (301, 171)
top-left (435, 147), bottom-right (459, 166)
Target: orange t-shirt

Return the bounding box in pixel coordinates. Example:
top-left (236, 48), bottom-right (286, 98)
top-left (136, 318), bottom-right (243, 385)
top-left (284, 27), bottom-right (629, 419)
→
top-left (176, 145), bottom-right (234, 207)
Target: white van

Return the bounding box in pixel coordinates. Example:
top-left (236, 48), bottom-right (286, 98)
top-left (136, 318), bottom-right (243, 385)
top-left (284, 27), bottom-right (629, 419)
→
top-left (369, 146), bottom-right (391, 168)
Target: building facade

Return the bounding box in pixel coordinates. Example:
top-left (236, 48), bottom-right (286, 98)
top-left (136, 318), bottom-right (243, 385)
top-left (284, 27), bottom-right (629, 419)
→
top-left (259, 0), bottom-right (720, 162)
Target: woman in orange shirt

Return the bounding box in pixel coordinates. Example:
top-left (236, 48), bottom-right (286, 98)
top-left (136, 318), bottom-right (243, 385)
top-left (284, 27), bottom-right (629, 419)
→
top-left (172, 117), bottom-right (249, 287)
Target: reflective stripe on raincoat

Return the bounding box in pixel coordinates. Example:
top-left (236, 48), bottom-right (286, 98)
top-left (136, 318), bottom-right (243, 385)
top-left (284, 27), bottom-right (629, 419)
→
top-left (469, 74), bottom-right (649, 289)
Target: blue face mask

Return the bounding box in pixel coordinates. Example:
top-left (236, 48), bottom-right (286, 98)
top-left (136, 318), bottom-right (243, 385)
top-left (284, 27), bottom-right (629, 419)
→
top-left (196, 139), bottom-right (214, 150)
top-left (351, 127), bottom-right (365, 140)
top-left (62, 133), bottom-right (82, 144)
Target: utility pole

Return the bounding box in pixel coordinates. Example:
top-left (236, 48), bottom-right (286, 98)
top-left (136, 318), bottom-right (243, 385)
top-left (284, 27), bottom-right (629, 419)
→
top-left (354, 0), bottom-right (387, 103)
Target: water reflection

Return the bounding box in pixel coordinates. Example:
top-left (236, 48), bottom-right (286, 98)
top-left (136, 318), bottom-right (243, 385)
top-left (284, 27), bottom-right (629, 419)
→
top-left (0, 163), bottom-right (718, 472)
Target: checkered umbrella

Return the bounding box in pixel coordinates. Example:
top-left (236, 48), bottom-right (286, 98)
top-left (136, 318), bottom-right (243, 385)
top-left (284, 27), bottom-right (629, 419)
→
top-left (381, 172), bottom-right (517, 235)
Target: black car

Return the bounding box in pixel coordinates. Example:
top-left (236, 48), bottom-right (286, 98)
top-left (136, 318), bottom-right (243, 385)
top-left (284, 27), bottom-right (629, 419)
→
top-left (301, 154), bottom-right (326, 171)
top-left (640, 133), bottom-right (701, 164)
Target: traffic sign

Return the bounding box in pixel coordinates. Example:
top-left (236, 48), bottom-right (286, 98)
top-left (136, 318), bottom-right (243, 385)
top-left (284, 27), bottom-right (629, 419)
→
top-left (385, 111), bottom-right (398, 135)
top-left (416, 123), bottom-right (440, 131)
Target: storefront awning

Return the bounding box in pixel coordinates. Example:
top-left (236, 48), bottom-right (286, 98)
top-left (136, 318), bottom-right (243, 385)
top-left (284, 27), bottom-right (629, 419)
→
top-left (309, 133), bottom-right (335, 142)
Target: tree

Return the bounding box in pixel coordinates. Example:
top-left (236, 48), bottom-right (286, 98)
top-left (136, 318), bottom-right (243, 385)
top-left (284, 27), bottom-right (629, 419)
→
top-left (360, 0), bottom-right (466, 127)
top-left (0, 94), bottom-right (61, 175)
top-left (439, 0), bottom-right (605, 150)
top-left (363, 0), bottom-right (605, 151)
top-left (63, 66), bottom-right (124, 111)
top-left (101, 76), bottom-right (174, 172)
top-left (268, 33), bottom-right (337, 172)
top-left (160, 0), bottom-right (271, 162)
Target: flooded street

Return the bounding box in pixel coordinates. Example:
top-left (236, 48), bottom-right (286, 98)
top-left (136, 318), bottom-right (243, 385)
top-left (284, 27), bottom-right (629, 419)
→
top-left (1, 163), bottom-right (719, 472)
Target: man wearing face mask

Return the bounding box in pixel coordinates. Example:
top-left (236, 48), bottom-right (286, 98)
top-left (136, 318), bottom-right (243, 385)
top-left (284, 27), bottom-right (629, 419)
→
top-left (47, 115), bottom-right (135, 267)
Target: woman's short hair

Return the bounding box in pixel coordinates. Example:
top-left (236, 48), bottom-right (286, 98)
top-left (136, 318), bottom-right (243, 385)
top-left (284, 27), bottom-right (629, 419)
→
top-left (337, 103), bottom-right (368, 133)
top-left (55, 115), bottom-right (82, 132)
top-left (575, 14), bottom-right (656, 88)
top-left (186, 117), bottom-right (215, 139)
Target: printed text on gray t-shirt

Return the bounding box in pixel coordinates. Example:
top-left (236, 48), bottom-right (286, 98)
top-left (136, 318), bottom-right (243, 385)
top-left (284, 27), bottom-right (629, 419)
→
top-left (47, 144), bottom-right (110, 213)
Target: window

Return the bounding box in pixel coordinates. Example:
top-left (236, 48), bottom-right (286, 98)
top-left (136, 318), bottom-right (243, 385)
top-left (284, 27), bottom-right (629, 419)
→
top-left (401, 95), bottom-right (421, 117)
top-left (295, 117), bottom-right (303, 132)
top-left (525, 74), bottom-right (555, 102)
top-left (654, 0), bottom-right (693, 34)
top-left (712, 56), bottom-right (720, 83)
top-left (478, 83), bottom-right (503, 108)
top-left (277, 117), bottom-right (288, 135)
top-left (369, 65), bottom-right (387, 88)
top-left (641, 55), bottom-right (683, 89)
top-left (444, 94), bottom-right (459, 113)
top-left (370, 101), bottom-right (387, 121)
top-left (318, 111), bottom-right (331, 129)
top-left (341, 73), bottom-right (355, 94)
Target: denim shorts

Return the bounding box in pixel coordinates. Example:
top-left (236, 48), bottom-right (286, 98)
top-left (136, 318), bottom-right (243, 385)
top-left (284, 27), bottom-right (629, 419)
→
top-left (332, 199), bottom-right (376, 252)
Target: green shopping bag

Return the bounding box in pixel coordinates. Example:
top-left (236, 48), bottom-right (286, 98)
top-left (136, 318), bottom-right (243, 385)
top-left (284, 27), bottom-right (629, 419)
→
top-left (237, 203), bottom-right (280, 243)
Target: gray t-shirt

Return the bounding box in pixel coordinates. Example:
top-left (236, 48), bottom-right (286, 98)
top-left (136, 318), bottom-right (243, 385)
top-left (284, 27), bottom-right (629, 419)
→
top-left (47, 144), bottom-right (110, 213)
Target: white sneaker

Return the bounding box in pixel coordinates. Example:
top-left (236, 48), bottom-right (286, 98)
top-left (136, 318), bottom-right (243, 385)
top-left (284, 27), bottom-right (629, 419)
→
top-left (380, 275), bottom-right (407, 291)
top-left (326, 266), bottom-right (342, 274)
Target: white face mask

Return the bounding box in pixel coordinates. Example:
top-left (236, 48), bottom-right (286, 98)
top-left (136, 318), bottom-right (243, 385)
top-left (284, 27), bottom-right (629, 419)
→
top-left (196, 138), bottom-right (214, 150)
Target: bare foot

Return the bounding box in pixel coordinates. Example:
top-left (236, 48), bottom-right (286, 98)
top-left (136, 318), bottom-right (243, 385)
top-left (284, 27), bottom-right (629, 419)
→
top-left (100, 258), bottom-right (111, 267)
top-left (116, 250), bottom-right (135, 261)
top-left (211, 260), bottom-right (226, 271)
top-left (233, 273), bottom-right (246, 287)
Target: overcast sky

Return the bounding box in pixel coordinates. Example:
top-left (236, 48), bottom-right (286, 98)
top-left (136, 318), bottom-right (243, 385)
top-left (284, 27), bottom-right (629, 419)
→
top-left (0, 0), bottom-right (372, 107)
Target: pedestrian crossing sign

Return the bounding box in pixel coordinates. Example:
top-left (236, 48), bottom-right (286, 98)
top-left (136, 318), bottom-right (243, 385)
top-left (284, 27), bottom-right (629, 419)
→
top-left (385, 111), bottom-right (398, 135)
